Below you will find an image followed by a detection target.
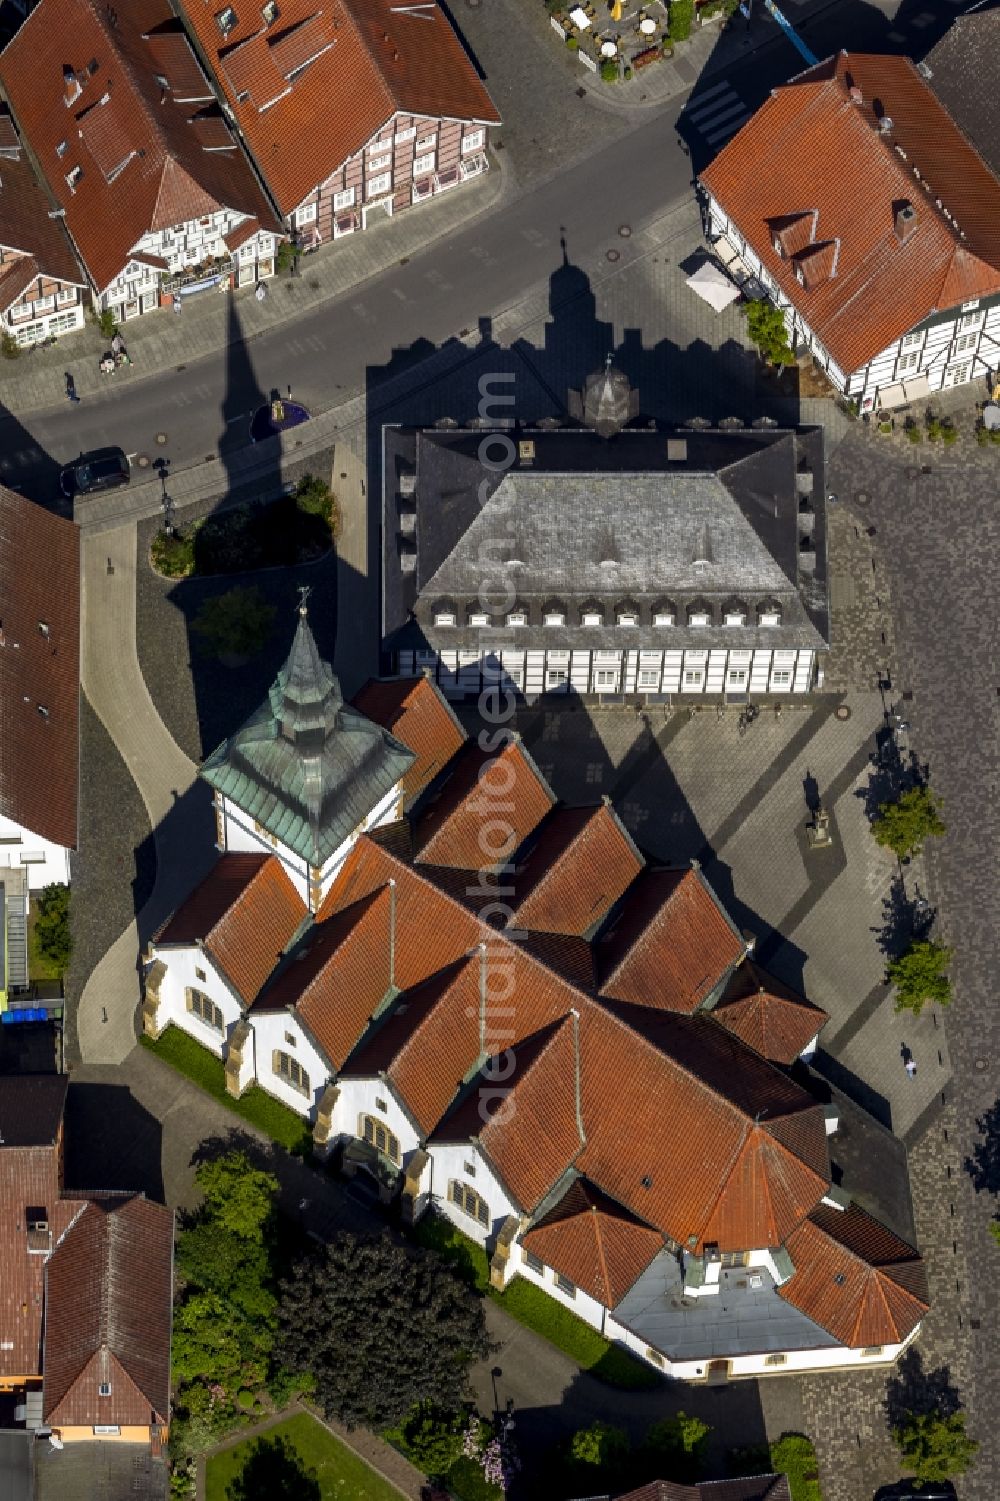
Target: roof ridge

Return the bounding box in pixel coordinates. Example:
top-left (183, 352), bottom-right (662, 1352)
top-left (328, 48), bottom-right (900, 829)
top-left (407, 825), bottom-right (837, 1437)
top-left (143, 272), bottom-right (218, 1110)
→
top-left (590, 1200), bottom-right (613, 1307)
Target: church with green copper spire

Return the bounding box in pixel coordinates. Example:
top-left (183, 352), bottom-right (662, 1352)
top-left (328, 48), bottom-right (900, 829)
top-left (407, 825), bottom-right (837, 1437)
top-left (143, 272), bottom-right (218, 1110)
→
top-left (201, 591), bottom-right (415, 910)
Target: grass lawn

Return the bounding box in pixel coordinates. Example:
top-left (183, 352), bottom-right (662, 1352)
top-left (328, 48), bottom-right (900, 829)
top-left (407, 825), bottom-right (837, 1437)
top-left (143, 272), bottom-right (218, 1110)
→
top-left (141, 1025), bottom-right (312, 1155)
top-left (414, 1213), bottom-right (660, 1391)
top-left (27, 907), bottom-right (65, 982)
top-left (206, 1412), bottom-right (402, 1501)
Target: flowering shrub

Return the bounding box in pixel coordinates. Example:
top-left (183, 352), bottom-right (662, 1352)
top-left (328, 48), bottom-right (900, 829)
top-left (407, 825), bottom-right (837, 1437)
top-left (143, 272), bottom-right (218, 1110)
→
top-left (462, 1416), bottom-right (521, 1493)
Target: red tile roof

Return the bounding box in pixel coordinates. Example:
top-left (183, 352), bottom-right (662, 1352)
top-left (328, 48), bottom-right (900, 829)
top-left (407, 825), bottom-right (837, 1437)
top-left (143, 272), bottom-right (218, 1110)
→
top-left (352, 676), bottom-right (466, 806)
top-left (511, 802), bottom-right (644, 937)
top-left (522, 1179), bottom-right (665, 1307)
top-left (598, 867), bottom-right (745, 1014)
top-left (257, 885), bottom-right (393, 1068)
top-left (43, 1196), bottom-right (174, 1427)
top-left (412, 739), bottom-right (554, 871)
top-left (0, 1144), bottom-right (78, 1380)
top-left (713, 959), bottom-right (828, 1063)
top-left (701, 51), bottom-right (1000, 374)
top-left (155, 853), bottom-right (306, 1004)
top-left (174, 0), bottom-right (500, 217)
top-left (0, 112), bottom-right (84, 287)
top-left (0, 0), bottom-right (279, 293)
top-left (434, 1018), bottom-right (585, 1212)
top-left (779, 1202), bottom-right (929, 1347)
top-left (0, 490), bottom-right (80, 851)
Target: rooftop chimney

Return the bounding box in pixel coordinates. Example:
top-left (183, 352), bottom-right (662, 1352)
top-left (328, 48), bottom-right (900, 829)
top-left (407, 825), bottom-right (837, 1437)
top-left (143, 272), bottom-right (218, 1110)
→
top-left (849, 85), bottom-right (862, 104)
top-left (894, 200), bottom-right (917, 243)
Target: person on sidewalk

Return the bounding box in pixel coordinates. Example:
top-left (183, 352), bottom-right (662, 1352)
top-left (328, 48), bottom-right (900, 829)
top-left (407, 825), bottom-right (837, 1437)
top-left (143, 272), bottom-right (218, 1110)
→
top-left (64, 372), bottom-right (80, 403)
top-left (905, 1058), bottom-right (917, 1079)
top-left (173, 294), bottom-right (182, 315)
top-left (255, 281), bottom-right (267, 302)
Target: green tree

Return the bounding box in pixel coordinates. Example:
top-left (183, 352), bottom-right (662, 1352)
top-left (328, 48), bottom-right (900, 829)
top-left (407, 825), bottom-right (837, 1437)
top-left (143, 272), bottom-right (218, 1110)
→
top-left (33, 883), bottom-right (72, 969)
top-left (892, 1410), bottom-right (978, 1485)
top-left (989, 1219), bottom-right (1000, 1249)
top-left (769, 1434), bottom-right (822, 1501)
top-left (872, 784), bottom-right (945, 860)
top-left (643, 1411), bottom-right (712, 1483)
top-left (668, 0), bottom-right (695, 42)
top-left (278, 1232), bottom-right (490, 1429)
top-left (570, 1421), bottom-right (630, 1469)
top-left (395, 1402), bottom-right (466, 1477)
top-left (294, 473), bottom-right (341, 538)
top-left (194, 1152), bottom-right (279, 1240)
top-left (193, 586), bottom-right (276, 659)
top-left (227, 1435), bottom-right (321, 1501)
top-left (742, 299), bottom-right (795, 366)
top-left (888, 939), bottom-right (953, 1016)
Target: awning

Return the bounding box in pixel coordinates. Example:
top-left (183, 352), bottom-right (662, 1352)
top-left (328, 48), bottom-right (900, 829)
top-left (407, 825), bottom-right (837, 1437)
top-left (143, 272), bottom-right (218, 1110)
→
top-left (686, 261), bottom-right (740, 312)
top-left (876, 382), bottom-right (907, 410)
top-left (902, 373), bottom-right (930, 402)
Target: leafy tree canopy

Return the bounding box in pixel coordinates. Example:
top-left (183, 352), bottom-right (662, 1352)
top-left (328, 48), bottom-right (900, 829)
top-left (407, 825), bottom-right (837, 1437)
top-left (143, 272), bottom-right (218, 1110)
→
top-left (193, 586), bottom-right (276, 659)
top-left (642, 1412), bottom-right (712, 1484)
top-left (570, 1421), bottom-right (630, 1468)
top-left (888, 939), bottom-right (953, 1016)
top-left (872, 784), bottom-right (945, 861)
top-left (33, 883), bottom-right (72, 968)
top-left (226, 1435), bottom-right (320, 1501)
top-left (743, 299), bottom-right (795, 366)
top-left (195, 1152), bottom-right (279, 1241)
top-left (278, 1232), bottom-right (490, 1429)
top-left (893, 1409), bottom-right (979, 1484)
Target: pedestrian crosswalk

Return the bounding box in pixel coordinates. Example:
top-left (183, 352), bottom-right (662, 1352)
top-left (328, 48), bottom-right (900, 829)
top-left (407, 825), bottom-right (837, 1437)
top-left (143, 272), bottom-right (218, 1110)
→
top-left (681, 79), bottom-right (750, 150)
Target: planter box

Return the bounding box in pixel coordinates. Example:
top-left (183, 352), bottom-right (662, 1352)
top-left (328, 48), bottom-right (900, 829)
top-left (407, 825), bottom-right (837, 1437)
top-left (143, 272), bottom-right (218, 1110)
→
top-left (578, 47), bottom-right (597, 70)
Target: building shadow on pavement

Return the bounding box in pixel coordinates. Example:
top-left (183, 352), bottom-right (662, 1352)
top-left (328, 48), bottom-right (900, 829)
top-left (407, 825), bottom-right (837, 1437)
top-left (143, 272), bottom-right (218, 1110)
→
top-left (63, 1079), bottom-right (165, 1201)
top-left (965, 1097), bottom-right (1000, 1196)
top-left (0, 396), bottom-right (65, 510)
top-left (884, 1346), bottom-right (962, 1431)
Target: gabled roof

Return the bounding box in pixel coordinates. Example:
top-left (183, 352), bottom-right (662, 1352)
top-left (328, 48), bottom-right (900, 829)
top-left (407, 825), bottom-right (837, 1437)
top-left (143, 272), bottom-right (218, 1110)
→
top-left (352, 675), bottom-right (466, 807)
top-left (522, 1178), bottom-right (665, 1307)
top-left (201, 605), bottom-right (415, 867)
top-left (43, 1196), bottom-right (173, 1427)
top-left (701, 50), bottom-right (1000, 374)
top-left (779, 1201), bottom-right (929, 1347)
top-left (256, 885), bottom-right (394, 1068)
top-left (511, 802), bottom-right (644, 937)
top-left (173, 0), bottom-right (500, 217)
top-left (0, 111), bottom-right (83, 287)
top-left (924, 12), bottom-right (1000, 178)
top-left (713, 958), bottom-right (828, 1063)
top-left (0, 0), bottom-right (279, 293)
top-left (155, 852), bottom-right (306, 1004)
top-left (0, 489), bottom-right (80, 852)
top-left (411, 738), bottom-right (555, 870)
top-left (598, 867), bottom-right (746, 1013)
top-left (433, 1017), bottom-right (585, 1212)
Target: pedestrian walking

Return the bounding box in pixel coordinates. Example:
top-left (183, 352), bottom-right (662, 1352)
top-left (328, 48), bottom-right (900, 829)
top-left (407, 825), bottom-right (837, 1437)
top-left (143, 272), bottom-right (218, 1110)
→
top-left (64, 372), bottom-right (80, 403)
top-left (905, 1058), bottom-right (917, 1079)
top-left (173, 294), bottom-right (182, 315)
top-left (255, 281), bottom-right (267, 302)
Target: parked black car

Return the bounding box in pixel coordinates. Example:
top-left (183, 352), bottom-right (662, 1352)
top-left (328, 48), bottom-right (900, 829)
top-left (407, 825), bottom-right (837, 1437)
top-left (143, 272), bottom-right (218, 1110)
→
top-left (59, 446), bottom-right (130, 498)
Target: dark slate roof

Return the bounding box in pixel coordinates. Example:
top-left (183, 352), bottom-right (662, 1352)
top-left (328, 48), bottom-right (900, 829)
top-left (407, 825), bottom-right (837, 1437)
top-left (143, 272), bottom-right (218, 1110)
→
top-left (382, 424), bottom-right (828, 655)
top-left (924, 14), bottom-right (1000, 177)
top-left (201, 604), bottom-right (416, 866)
top-left (0, 1074), bottom-right (68, 1147)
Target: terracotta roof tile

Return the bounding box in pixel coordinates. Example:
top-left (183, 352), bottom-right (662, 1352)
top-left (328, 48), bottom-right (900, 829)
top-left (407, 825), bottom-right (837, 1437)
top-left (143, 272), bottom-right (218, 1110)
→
top-left (256, 885), bottom-right (393, 1067)
top-left (511, 802), bottom-right (644, 937)
top-left (412, 739), bottom-right (554, 870)
top-left (598, 867), bottom-right (745, 1014)
top-left (0, 0), bottom-right (278, 293)
top-left (522, 1179), bottom-right (665, 1307)
top-left (155, 852), bottom-right (306, 1003)
top-left (352, 676), bottom-right (466, 806)
top-left (174, 0), bottom-right (499, 216)
top-left (43, 1196), bottom-right (174, 1427)
top-left (0, 112), bottom-right (84, 286)
top-left (0, 490), bottom-right (80, 850)
top-left (701, 52), bottom-right (1000, 374)
top-left (434, 1017), bottom-right (585, 1211)
top-left (714, 959), bottom-right (828, 1063)
top-left (779, 1201), bottom-right (928, 1347)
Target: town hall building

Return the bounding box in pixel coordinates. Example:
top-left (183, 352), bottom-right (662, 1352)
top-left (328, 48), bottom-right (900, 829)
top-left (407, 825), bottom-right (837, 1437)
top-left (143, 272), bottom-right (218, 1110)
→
top-left (144, 602), bottom-right (929, 1385)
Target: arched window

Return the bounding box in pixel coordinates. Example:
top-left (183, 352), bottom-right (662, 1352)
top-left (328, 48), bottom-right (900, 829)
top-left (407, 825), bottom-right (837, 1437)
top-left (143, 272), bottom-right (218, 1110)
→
top-left (449, 1179), bottom-right (490, 1227)
top-left (360, 1113), bottom-right (400, 1164)
top-left (272, 1050), bottom-right (309, 1095)
top-left (507, 608), bottom-right (527, 627)
top-left (758, 601), bottom-right (782, 627)
top-left (186, 988), bottom-right (223, 1032)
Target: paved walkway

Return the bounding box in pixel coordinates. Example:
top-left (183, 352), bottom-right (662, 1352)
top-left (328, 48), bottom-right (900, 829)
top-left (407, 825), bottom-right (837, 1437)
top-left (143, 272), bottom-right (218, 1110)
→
top-left (77, 525), bottom-right (214, 1064)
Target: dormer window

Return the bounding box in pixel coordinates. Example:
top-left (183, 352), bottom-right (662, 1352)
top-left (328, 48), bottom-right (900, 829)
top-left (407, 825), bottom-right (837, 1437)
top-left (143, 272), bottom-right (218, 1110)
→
top-left (581, 605), bottom-right (603, 627)
top-left (434, 610), bottom-right (456, 627)
top-left (724, 611), bottom-right (745, 627)
top-left (65, 165), bottom-right (83, 191)
top-left (758, 605), bottom-right (782, 627)
top-left (795, 264), bottom-right (806, 286)
top-left (262, 0), bottom-right (280, 21)
top-left (653, 611), bottom-right (674, 627)
top-left (773, 236), bottom-right (784, 257)
top-left (507, 609), bottom-right (527, 627)
top-left (468, 610), bottom-right (490, 628)
top-left (617, 610), bottom-right (638, 627)
top-left (215, 5), bottom-right (238, 36)
top-left (544, 611), bottom-right (565, 627)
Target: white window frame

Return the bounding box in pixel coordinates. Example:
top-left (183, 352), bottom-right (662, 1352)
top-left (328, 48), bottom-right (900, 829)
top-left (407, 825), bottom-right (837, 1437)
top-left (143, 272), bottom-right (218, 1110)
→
top-left (395, 126), bottom-right (416, 144)
top-left (595, 668), bottom-right (618, 689)
top-left (412, 151), bottom-right (436, 177)
top-left (295, 201), bottom-right (318, 227)
top-left (759, 610), bottom-right (781, 627)
top-left (416, 133), bottom-right (436, 151)
top-left (367, 172), bottom-right (391, 198)
top-left (468, 611), bottom-right (490, 628)
top-left (543, 612), bottom-right (565, 627)
top-left (771, 669), bottom-right (792, 686)
top-left (653, 612), bottom-right (674, 627)
top-left (462, 129), bottom-right (484, 153)
top-left (56, 287), bottom-right (78, 306)
top-left (727, 667), bottom-right (748, 686)
top-left (724, 611), bottom-right (746, 627)
top-left (507, 610), bottom-right (527, 627)
top-left (638, 668), bottom-right (660, 688)
top-left (958, 311), bottom-right (983, 332)
top-left (46, 310), bottom-right (80, 335)
top-left (684, 668), bottom-right (704, 686)
top-left (546, 667), bottom-right (568, 689)
top-left (943, 361), bottom-right (971, 388)
top-left (368, 153), bottom-right (391, 172)
top-left (34, 295), bottom-right (55, 313)
top-left (896, 350), bottom-right (920, 375)
top-left (434, 611), bottom-right (456, 627)
top-left (617, 612), bottom-right (638, 627)
top-left (333, 187), bottom-right (355, 211)
top-left (582, 611), bottom-right (602, 627)
top-left (900, 330), bottom-right (923, 350)
top-left (688, 611), bottom-right (710, 628)
top-left (952, 331), bottom-right (978, 355)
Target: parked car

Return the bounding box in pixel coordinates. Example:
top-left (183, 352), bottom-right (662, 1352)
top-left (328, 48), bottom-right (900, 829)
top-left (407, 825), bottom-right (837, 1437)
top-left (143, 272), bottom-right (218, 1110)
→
top-left (59, 446), bottom-right (130, 498)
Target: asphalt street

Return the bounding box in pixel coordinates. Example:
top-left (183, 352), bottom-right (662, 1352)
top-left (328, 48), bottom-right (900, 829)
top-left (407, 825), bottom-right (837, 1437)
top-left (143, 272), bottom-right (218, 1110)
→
top-left (0, 0), bottom-right (919, 496)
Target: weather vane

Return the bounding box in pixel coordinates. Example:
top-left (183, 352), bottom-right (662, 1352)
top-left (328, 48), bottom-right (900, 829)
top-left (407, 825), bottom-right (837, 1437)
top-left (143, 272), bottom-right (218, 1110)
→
top-left (297, 584), bottom-right (312, 615)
